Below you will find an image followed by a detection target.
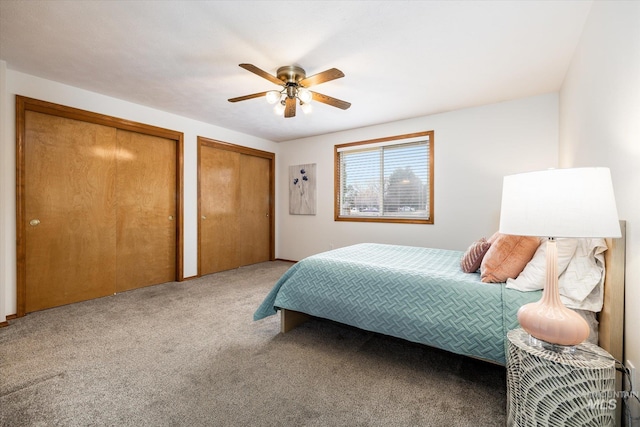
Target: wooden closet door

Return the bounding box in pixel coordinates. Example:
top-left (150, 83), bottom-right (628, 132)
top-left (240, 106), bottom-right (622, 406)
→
top-left (24, 111), bottom-right (117, 313)
top-left (115, 130), bottom-right (176, 292)
top-left (238, 154), bottom-right (271, 265)
top-left (200, 146), bottom-right (240, 275)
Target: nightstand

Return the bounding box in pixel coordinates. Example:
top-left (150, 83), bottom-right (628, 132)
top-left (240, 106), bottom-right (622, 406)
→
top-left (506, 328), bottom-right (616, 427)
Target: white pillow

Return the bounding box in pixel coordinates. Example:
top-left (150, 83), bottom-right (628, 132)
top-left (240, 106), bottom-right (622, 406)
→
top-left (505, 238), bottom-right (578, 291)
top-left (559, 238), bottom-right (607, 311)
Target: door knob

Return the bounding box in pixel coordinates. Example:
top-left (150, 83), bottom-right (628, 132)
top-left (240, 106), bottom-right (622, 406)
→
top-left (29, 219), bottom-right (40, 226)
top-left (201, 215), bottom-right (207, 220)
top-left (168, 215), bottom-right (174, 221)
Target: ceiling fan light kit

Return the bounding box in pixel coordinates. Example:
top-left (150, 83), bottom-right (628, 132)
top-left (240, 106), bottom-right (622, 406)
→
top-left (297, 88), bottom-right (312, 104)
top-left (300, 102), bottom-right (312, 114)
top-left (265, 91), bottom-right (280, 104)
top-left (228, 63), bottom-right (351, 118)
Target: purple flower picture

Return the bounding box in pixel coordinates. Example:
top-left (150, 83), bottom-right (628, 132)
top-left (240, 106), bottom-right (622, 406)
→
top-left (289, 163), bottom-right (316, 215)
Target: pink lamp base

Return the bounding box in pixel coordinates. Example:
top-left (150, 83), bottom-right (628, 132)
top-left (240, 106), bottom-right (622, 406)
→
top-left (517, 300), bottom-right (590, 347)
top-left (516, 239), bottom-right (590, 347)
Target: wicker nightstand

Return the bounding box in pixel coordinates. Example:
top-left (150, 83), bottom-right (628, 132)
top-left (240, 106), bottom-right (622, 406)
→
top-left (506, 328), bottom-right (616, 427)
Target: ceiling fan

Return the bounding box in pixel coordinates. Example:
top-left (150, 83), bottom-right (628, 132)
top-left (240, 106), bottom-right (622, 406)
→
top-left (228, 63), bottom-right (351, 118)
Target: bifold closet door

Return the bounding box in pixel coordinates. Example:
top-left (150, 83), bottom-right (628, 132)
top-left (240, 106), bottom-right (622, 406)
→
top-left (115, 130), bottom-right (177, 292)
top-left (24, 111), bottom-right (117, 313)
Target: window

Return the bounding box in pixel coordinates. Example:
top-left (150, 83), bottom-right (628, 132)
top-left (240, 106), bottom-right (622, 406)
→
top-left (335, 131), bottom-right (434, 224)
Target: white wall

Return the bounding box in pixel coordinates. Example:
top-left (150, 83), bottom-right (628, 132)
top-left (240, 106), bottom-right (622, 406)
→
top-left (0, 69), bottom-right (280, 320)
top-left (559, 0), bottom-right (640, 408)
top-left (277, 93), bottom-right (559, 261)
top-left (0, 72), bottom-right (560, 323)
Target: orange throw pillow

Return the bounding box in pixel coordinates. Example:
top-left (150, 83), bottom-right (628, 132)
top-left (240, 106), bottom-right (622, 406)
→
top-left (480, 234), bottom-right (541, 283)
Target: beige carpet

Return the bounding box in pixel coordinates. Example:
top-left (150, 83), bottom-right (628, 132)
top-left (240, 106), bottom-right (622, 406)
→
top-left (0, 261), bottom-right (507, 426)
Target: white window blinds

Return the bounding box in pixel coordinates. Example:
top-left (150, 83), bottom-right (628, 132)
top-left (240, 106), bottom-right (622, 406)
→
top-left (336, 133), bottom-right (432, 222)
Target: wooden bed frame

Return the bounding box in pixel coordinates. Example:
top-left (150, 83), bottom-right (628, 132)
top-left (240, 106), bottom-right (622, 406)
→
top-left (601, 220), bottom-right (626, 426)
top-left (281, 221), bottom-right (626, 363)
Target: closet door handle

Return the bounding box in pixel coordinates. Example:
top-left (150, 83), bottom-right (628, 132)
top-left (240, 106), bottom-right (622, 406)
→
top-left (168, 215), bottom-right (174, 221)
top-left (201, 215), bottom-right (207, 220)
top-left (29, 219), bottom-right (41, 226)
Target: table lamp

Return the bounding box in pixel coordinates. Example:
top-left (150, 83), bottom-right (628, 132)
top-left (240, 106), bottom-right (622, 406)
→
top-left (499, 167), bottom-right (620, 347)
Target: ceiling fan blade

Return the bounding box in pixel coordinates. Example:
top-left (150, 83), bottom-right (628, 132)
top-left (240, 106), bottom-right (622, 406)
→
top-left (299, 68), bottom-right (344, 87)
top-left (284, 97), bottom-right (297, 118)
top-left (311, 91), bottom-right (351, 110)
top-left (239, 63), bottom-right (283, 86)
top-left (228, 91), bottom-right (269, 103)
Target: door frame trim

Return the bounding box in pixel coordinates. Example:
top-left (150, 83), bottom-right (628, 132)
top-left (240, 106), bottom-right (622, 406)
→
top-left (197, 136), bottom-right (275, 276)
top-left (15, 95), bottom-right (185, 317)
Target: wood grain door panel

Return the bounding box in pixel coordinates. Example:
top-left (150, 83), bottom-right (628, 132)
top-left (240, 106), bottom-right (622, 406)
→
top-left (17, 96), bottom-right (184, 316)
top-left (115, 130), bottom-right (176, 292)
top-left (199, 140), bottom-right (274, 275)
top-left (238, 154), bottom-right (271, 265)
top-left (200, 146), bottom-right (240, 274)
top-left (24, 111), bottom-right (117, 312)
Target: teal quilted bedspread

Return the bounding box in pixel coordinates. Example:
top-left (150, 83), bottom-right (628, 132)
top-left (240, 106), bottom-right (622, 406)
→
top-left (254, 243), bottom-right (540, 364)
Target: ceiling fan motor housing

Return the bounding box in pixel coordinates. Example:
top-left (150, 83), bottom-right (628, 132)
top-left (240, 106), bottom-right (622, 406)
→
top-left (277, 66), bottom-right (306, 85)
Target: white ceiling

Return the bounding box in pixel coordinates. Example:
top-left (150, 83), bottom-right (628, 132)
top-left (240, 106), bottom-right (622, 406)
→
top-left (0, 1), bottom-right (592, 142)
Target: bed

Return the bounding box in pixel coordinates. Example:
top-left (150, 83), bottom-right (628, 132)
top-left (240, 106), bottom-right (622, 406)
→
top-left (254, 222), bottom-right (625, 367)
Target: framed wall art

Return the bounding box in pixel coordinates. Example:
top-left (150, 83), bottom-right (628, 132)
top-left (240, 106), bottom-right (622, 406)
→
top-left (289, 163), bottom-right (316, 215)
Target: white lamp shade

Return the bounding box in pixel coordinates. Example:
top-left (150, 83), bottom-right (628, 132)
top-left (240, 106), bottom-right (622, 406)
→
top-left (266, 90), bottom-right (281, 104)
top-left (274, 102), bottom-right (286, 115)
top-left (300, 102), bottom-right (312, 114)
top-left (499, 167), bottom-right (620, 238)
top-left (297, 88), bottom-right (312, 104)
